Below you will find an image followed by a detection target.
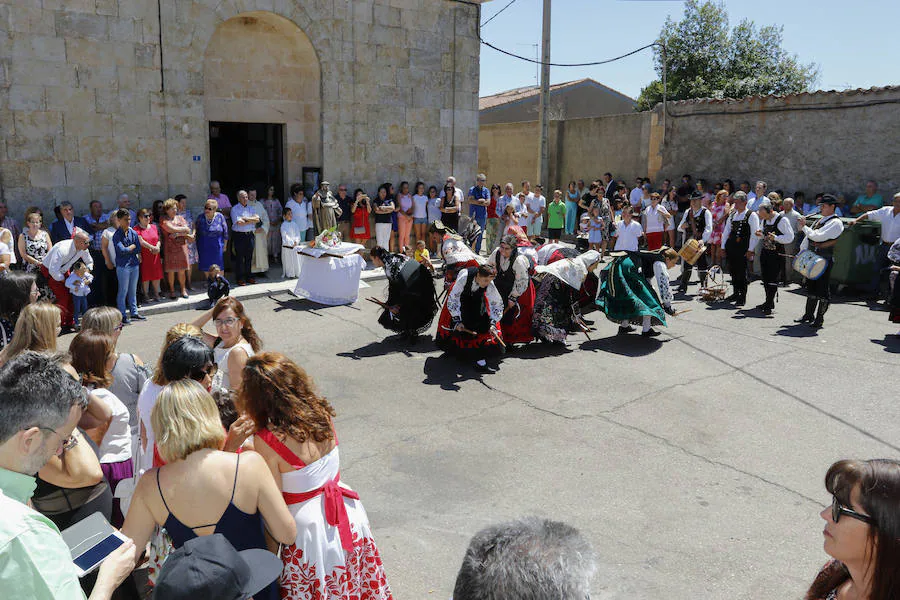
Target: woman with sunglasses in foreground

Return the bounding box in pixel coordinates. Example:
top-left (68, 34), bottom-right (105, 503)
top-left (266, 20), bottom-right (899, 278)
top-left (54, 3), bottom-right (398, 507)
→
top-left (192, 296), bottom-right (262, 393)
top-left (806, 458), bottom-right (900, 600)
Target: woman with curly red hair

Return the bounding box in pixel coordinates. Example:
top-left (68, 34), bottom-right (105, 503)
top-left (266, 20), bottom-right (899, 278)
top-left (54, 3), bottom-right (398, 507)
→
top-left (240, 352), bottom-right (392, 600)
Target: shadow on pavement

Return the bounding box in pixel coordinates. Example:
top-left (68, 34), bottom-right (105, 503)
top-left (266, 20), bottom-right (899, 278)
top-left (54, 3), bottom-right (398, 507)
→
top-left (268, 296), bottom-right (343, 314)
top-left (577, 334), bottom-right (665, 357)
top-left (774, 324), bottom-right (820, 338)
top-left (422, 355), bottom-right (492, 391)
top-left (871, 336), bottom-right (900, 353)
top-left (337, 335), bottom-right (437, 360)
top-left (506, 341), bottom-right (574, 360)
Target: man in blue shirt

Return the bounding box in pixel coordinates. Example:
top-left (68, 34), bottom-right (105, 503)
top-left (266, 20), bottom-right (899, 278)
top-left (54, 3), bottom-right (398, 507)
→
top-left (849, 180), bottom-right (884, 215)
top-left (467, 174), bottom-right (490, 253)
top-left (111, 209), bottom-right (145, 323)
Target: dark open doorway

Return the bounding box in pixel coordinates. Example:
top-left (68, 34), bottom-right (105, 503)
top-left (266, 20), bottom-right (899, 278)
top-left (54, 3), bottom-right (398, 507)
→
top-left (208, 122), bottom-right (284, 201)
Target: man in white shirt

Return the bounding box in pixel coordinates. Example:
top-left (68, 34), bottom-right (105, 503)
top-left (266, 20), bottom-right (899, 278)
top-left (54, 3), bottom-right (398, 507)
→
top-left (629, 178), bottom-right (644, 210)
top-left (526, 185), bottom-right (546, 238)
top-left (851, 191), bottom-right (900, 298)
top-left (41, 229), bottom-right (93, 331)
top-left (511, 193), bottom-right (529, 228)
top-left (720, 191), bottom-right (760, 306)
top-left (676, 192), bottom-right (713, 292)
top-left (796, 195), bottom-right (844, 328)
top-left (755, 201), bottom-right (795, 315)
top-left (613, 206), bottom-right (643, 252)
top-left (780, 198), bottom-right (802, 284)
top-left (230, 190), bottom-right (260, 285)
top-left (285, 184), bottom-right (312, 242)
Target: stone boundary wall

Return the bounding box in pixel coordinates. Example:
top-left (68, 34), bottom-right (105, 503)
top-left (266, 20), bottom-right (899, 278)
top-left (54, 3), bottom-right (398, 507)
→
top-left (479, 87), bottom-right (900, 199)
top-left (0, 0), bottom-right (483, 221)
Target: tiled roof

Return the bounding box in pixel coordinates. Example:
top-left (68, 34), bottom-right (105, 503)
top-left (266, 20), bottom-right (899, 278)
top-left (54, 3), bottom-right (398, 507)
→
top-left (479, 78), bottom-right (634, 110)
top-left (668, 85), bottom-right (900, 106)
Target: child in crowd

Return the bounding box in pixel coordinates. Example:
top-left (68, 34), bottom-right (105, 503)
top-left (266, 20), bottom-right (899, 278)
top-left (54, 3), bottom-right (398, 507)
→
top-left (65, 259), bottom-right (93, 328)
top-left (414, 239), bottom-right (434, 273)
top-left (402, 245), bottom-right (415, 259)
top-left (547, 190), bottom-right (566, 244)
top-left (501, 203), bottom-right (519, 236)
top-left (587, 205), bottom-right (605, 252)
top-left (206, 264), bottom-right (230, 309)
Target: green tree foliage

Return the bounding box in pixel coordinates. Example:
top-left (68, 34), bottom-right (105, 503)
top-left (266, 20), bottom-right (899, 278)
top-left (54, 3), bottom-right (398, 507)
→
top-left (636, 0), bottom-right (819, 110)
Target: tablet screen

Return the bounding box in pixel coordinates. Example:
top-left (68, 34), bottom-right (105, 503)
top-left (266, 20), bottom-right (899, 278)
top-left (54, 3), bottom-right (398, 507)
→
top-left (73, 533), bottom-right (125, 572)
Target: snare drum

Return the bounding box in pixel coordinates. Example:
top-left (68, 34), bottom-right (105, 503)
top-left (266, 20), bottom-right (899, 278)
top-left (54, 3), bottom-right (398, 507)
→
top-left (793, 249), bottom-right (827, 280)
top-left (678, 238), bottom-right (706, 265)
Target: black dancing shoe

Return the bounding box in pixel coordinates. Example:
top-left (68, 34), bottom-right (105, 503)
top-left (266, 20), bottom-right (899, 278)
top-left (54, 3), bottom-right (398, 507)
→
top-left (724, 293), bottom-right (739, 303)
top-left (474, 363), bottom-right (498, 374)
top-left (795, 314), bottom-right (814, 324)
top-left (641, 329), bottom-right (662, 337)
top-left (618, 325), bottom-right (635, 335)
top-left (811, 317), bottom-right (824, 329)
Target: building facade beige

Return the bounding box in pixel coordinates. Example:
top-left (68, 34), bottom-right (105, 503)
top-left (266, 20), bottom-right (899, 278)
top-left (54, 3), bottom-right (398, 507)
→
top-left (0, 0), bottom-right (488, 217)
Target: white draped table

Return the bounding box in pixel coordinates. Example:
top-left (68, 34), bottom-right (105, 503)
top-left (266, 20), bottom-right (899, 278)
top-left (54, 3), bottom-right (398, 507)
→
top-left (292, 242), bottom-right (367, 305)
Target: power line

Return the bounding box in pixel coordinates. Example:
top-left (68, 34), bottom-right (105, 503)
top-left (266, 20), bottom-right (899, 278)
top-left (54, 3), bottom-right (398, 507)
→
top-left (481, 0), bottom-right (520, 28)
top-left (480, 37), bottom-right (660, 68)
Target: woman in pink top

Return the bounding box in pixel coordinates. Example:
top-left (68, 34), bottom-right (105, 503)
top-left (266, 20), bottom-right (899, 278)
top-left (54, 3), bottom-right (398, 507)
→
top-left (396, 181), bottom-right (414, 249)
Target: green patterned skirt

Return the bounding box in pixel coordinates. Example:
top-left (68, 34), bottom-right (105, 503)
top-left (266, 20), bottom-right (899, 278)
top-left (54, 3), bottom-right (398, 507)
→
top-left (595, 255), bottom-right (667, 327)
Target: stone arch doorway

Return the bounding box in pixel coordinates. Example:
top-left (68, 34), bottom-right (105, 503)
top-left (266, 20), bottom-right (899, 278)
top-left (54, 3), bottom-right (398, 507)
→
top-left (203, 11), bottom-right (321, 201)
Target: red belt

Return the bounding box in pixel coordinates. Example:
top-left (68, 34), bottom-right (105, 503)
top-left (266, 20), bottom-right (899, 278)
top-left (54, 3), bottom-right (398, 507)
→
top-left (282, 474), bottom-right (360, 552)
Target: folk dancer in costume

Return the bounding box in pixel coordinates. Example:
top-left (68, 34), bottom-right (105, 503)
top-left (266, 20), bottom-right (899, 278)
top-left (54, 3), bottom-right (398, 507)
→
top-left (487, 234), bottom-right (536, 347)
top-left (596, 248), bottom-right (678, 337)
top-left (369, 246), bottom-right (438, 342)
top-left (676, 191), bottom-right (712, 293)
top-left (754, 200), bottom-right (794, 315)
top-left (795, 194), bottom-right (844, 329)
top-left (435, 263), bottom-right (505, 374)
top-left (720, 191), bottom-right (760, 306)
top-left (532, 251), bottom-right (601, 345)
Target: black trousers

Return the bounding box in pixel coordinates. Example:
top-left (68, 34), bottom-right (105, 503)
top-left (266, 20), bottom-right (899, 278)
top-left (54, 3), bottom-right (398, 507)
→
top-left (760, 249), bottom-right (781, 307)
top-left (232, 231), bottom-right (254, 282)
top-left (806, 257), bottom-right (833, 301)
top-left (725, 238), bottom-right (749, 297)
top-left (681, 247), bottom-right (710, 287)
top-left (88, 249), bottom-right (107, 307)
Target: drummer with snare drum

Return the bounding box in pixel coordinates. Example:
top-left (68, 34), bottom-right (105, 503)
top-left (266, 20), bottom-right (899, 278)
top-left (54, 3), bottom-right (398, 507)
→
top-left (676, 191), bottom-right (713, 293)
top-left (795, 194), bottom-right (844, 329)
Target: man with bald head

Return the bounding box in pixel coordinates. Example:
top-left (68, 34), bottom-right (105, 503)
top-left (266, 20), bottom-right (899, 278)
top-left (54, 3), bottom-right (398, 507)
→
top-left (41, 229), bottom-right (93, 331)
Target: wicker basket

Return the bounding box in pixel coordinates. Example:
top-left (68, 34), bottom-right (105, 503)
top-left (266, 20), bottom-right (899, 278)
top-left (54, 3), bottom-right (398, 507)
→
top-left (698, 265), bottom-right (728, 302)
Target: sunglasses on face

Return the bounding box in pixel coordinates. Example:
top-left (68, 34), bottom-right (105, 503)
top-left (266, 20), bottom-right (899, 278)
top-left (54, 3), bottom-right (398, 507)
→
top-left (832, 496), bottom-right (873, 525)
top-left (190, 363), bottom-right (218, 381)
top-left (214, 316), bottom-right (240, 328)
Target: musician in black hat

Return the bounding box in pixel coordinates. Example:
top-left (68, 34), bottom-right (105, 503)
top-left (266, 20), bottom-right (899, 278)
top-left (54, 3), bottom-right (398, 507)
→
top-left (676, 190), bottom-right (712, 293)
top-left (720, 191), bottom-right (760, 306)
top-left (754, 200), bottom-right (794, 315)
top-left (795, 194), bottom-right (844, 328)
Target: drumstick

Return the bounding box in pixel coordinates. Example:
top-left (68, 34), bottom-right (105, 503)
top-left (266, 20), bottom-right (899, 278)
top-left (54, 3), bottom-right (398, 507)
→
top-left (672, 308), bottom-right (692, 317)
top-left (365, 297), bottom-right (390, 309)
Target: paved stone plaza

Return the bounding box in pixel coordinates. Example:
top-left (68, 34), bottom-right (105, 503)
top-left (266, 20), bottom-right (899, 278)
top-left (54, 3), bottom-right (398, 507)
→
top-left (91, 282), bottom-right (898, 599)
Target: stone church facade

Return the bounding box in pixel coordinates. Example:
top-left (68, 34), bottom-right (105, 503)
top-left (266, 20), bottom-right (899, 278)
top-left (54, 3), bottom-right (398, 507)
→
top-left (0, 0), bottom-right (487, 216)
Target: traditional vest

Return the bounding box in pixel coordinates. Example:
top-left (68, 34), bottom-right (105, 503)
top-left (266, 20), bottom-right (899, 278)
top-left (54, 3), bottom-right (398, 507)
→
top-left (761, 215), bottom-right (785, 254)
top-left (727, 210), bottom-right (751, 250)
top-left (493, 249), bottom-right (518, 301)
top-left (459, 267), bottom-right (490, 332)
top-left (688, 207), bottom-right (707, 240)
top-left (811, 215), bottom-right (840, 258)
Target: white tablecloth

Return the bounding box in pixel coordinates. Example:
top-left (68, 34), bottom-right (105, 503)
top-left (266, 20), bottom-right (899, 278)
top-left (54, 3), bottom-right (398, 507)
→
top-left (297, 242), bottom-right (365, 258)
top-left (293, 252), bottom-right (367, 305)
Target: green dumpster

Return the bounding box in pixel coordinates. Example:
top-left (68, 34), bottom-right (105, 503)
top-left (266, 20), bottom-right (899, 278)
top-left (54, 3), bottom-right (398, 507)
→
top-left (805, 216), bottom-right (881, 286)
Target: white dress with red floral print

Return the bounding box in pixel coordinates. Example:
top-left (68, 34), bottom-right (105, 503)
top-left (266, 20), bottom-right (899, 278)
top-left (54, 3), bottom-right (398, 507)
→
top-left (256, 429), bottom-right (392, 600)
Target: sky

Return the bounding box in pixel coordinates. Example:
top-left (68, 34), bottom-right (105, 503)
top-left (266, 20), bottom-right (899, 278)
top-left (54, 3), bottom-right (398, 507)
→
top-left (477, 0), bottom-right (900, 100)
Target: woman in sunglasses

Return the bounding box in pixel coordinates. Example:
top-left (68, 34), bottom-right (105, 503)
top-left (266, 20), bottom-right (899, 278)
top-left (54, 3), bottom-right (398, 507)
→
top-left (805, 458), bottom-right (900, 600)
top-left (192, 297), bottom-right (262, 393)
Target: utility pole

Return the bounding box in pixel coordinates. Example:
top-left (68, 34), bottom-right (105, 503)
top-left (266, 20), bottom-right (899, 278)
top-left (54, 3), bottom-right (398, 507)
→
top-left (537, 0), bottom-right (551, 190)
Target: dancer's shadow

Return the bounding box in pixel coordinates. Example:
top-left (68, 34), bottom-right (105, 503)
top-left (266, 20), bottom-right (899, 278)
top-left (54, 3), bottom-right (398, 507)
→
top-left (422, 355), bottom-right (488, 391)
top-left (774, 324), bottom-right (819, 338)
top-left (337, 335), bottom-right (437, 360)
top-left (509, 341), bottom-right (575, 360)
top-left (578, 334), bottom-right (665, 357)
top-left (871, 336), bottom-right (900, 353)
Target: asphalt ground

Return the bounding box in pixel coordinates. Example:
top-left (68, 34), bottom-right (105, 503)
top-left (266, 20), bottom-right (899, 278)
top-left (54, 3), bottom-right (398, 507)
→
top-left (86, 275), bottom-right (900, 600)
